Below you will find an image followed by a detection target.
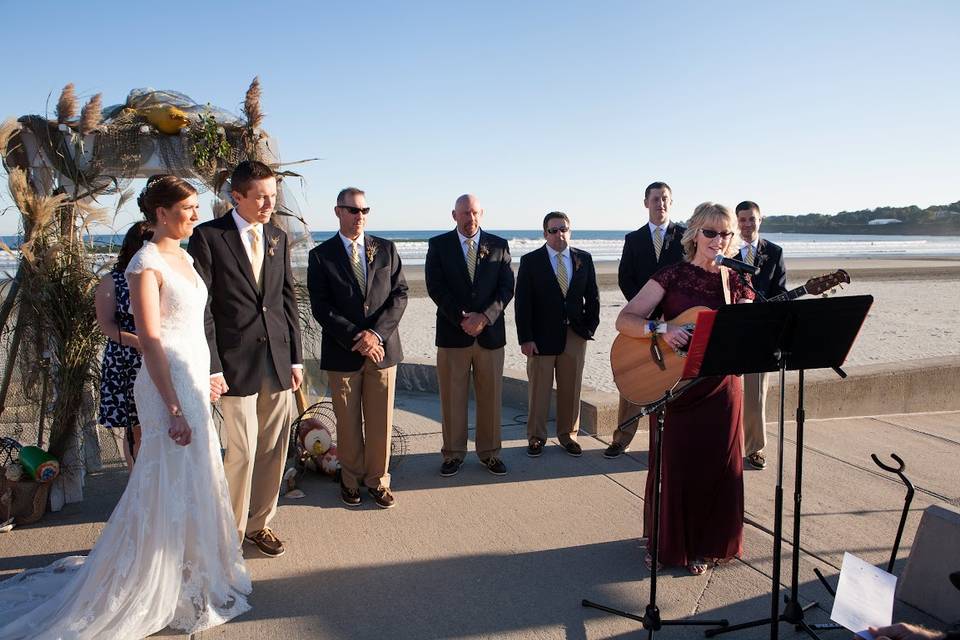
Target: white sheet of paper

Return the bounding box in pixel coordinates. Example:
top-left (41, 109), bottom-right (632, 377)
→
top-left (830, 552), bottom-right (897, 639)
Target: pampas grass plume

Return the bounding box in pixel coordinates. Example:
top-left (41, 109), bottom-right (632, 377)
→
top-left (243, 76), bottom-right (263, 130)
top-left (79, 93), bottom-right (103, 135)
top-left (57, 83), bottom-right (77, 123)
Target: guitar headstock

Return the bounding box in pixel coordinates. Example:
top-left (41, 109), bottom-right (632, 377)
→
top-left (805, 269), bottom-right (851, 297)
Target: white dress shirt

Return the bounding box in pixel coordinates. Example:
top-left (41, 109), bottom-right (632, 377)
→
top-left (741, 236), bottom-right (760, 264)
top-left (648, 221), bottom-right (668, 239)
top-left (546, 244), bottom-right (573, 282)
top-left (231, 209), bottom-right (263, 264)
top-left (457, 229), bottom-right (481, 261)
top-left (339, 231), bottom-right (367, 280)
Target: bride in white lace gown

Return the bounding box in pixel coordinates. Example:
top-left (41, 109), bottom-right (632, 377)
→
top-left (0, 176), bottom-right (251, 639)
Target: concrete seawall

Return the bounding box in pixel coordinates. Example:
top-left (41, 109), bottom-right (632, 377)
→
top-left (384, 355), bottom-right (960, 435)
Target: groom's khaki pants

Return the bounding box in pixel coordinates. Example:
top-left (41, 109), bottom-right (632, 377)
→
top-left (220, 375), bottom-right (292, 540)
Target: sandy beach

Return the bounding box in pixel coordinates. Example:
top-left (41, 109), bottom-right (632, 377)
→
top-left (385, 256), bottom-right (960, 394)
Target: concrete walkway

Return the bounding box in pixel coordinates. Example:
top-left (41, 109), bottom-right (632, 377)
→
top-left (1, 393), bottom-right (957, 639)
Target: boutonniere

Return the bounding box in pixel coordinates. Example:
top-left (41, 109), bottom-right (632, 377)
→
top-left (572, 254), bottom-right (583, 271)
top-left (478, 242), bottom-right (490, 260)
top-left (366, 239), bottom-right (378, 265)
top-left (267, 234), bottom-right (280, 257)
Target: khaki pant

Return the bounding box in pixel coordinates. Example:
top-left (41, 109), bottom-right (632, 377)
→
top-left (437, 344), bottom-right (504, 461)
top-left (613, 395), bottom-right (654, 449)
top-left (220, 374), bottom-right (293, 540)
top-left (526, 329), bottom-right (586, 445)
top-left (326, 361), bottom-right (396, 491)
top-left (742, 371), bottom-right (769, 455)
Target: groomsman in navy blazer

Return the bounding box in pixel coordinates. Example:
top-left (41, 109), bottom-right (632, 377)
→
top-left (736, 200), bottom-right (787, 470)
top-left (425, 194), bottom-right (514, 477)
top-left (515, 212), bottom-right (600, 457)
top-left (307, 188), bottom-right (408, 508)
top-left (607, 181), bottom-right (686, 459)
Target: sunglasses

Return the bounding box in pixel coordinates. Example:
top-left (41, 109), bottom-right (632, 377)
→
top-left (338, 206), bottom-right (370, 215)
top-left (546, 226), bottom-right (570, 235)
top-left (700, 229), bottom-right (735, 239)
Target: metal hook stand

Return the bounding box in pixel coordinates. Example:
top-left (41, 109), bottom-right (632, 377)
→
top-left (809, 452), bottom-right (915, 632)
top-left (871, 453), bottom-right (915, 573)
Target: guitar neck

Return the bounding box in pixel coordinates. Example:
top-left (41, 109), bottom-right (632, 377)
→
top-left (768, 285), bottom-right (806, 303)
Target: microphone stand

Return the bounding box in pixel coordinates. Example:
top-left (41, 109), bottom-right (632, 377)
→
top-left (583, 383), bottom-right (729, 638)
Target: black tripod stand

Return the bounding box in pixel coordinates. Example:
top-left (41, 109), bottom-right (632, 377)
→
top-left (702, 295), bottom-right (872, 640)
top-left (583, 385), bottom-right (729, 638)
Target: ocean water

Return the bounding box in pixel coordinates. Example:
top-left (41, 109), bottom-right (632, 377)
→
top-left (2, 230), bottom-right (959, 272)
top-left (311, 230), bottom-right (960, 266)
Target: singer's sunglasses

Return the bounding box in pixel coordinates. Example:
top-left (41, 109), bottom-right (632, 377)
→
top-left (337, 205), bottom-right (371, 215)
top-left (546, 226), bottom-right (570, 234)
top-left (700, 228), bottom-right (735, 239)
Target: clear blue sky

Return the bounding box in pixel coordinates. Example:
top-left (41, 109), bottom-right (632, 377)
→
top-left (1, 0), bottom-right (958, 235)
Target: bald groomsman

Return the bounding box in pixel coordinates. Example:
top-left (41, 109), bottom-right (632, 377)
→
top-left (607, 181), bottom-right (686, 459)
top-left (515, 211), bottom-right (600, 457)
top-left (425, 194), bottom-right (515, 477)
top-left (735, 200), bottom-right (786, 470)
top-left (307, 187), bottom-right (408, 507)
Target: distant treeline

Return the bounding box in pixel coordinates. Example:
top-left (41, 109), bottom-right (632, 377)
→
top-left (763, 200), bottom-right (960, 235)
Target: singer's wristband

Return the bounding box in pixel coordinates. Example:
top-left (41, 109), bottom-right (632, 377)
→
top-left (643, 321), bottom-right (667, 336)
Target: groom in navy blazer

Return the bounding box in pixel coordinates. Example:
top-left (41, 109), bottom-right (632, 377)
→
top-left (515, 212), bottom-right (599, 458)
top-left (307, 187), bottom-right (407, 508)
top-left (188, 161), bottom-right (303, 557)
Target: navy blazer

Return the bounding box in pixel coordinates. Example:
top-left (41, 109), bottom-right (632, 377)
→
top-left (188, 212), bottom-right (303, 396)
top-left (515, 245), bottom-right (600, 355)
top-left (424, 229), bottom-right (514, 350)
top-left (307, 234), bottom-right (408, 372)
top-left (617, 222), bottom-right (686, 302)
top-left (746, 238), bottom-right (788, 300)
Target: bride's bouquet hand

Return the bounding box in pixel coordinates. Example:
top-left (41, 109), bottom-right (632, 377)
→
top-left (168, 414), bottom-right (192, 446)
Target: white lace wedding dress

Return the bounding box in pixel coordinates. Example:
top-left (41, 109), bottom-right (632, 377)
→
top-left (0, 242), bottom-right (251, 639)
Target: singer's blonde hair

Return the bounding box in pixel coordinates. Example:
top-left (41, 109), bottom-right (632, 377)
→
top-left (681, 202), bottom-right (740, 261)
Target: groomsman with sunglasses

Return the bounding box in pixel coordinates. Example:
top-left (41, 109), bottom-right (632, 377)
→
top-left (307, 188), bottom-right (408, 508)
top-left (425, 194), bottom-right (515, 477)
top-left (735, 200), bottom-right (786, 470)
top-left (607, 181), bottom-right (686, 459)
top-left (515, 212), bottom-right (600, 458)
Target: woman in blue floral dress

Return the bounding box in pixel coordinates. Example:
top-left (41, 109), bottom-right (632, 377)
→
top-left (95, 221), bottom-right (153, 468)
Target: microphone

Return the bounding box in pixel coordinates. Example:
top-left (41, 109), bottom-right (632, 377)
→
top-left (714, 254), bottom-right (759, 276)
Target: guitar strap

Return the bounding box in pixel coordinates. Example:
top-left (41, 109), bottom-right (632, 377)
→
top-left (719, 265), bottom-right (732, 305)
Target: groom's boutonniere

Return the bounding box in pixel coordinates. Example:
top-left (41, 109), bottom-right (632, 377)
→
top-left (267, 234), bottom-right (280, 257)
top-left (366, 239), bottom-right (378, 265)
top-left (478, 242), bottom-right (490, 260)
top-left (573, 254), bottom-right (583, 271)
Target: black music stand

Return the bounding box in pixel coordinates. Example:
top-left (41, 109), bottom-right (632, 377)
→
top-left (698, 295), bottom-right (873, 640)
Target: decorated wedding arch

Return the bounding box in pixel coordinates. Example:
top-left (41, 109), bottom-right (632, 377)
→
top-left (0, 79), bottom-right (315, 509)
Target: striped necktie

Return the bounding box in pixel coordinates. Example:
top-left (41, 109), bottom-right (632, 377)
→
top-left (351, 241), bottom-right (366, 293)
top-left (556, 252), bottom-right (568, 296)
top-left (653, 226), bottom-right (664, 261)
top-left (466, 238), bottom-right (477, 282)
top-left (746, 244), bottom-right (756, 264)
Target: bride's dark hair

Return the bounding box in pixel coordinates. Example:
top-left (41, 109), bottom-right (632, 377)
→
top-left (115, 221), bottom-right (154, 272)
top-left (136, 175), bottom-right (197, 224)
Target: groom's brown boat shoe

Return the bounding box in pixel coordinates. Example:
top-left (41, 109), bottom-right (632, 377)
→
top-left (245, 527), bottom-right (285, 557)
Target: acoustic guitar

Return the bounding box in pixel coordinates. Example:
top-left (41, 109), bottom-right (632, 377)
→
top-left (610, 270), bottom-right (850, 405)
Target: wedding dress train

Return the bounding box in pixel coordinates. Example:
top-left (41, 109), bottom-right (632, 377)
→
top-left (0, 242), bottom-right (250, 639)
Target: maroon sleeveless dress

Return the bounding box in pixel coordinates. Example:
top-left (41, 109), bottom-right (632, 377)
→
top-left (643, 261), bottom-right (754, 567)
